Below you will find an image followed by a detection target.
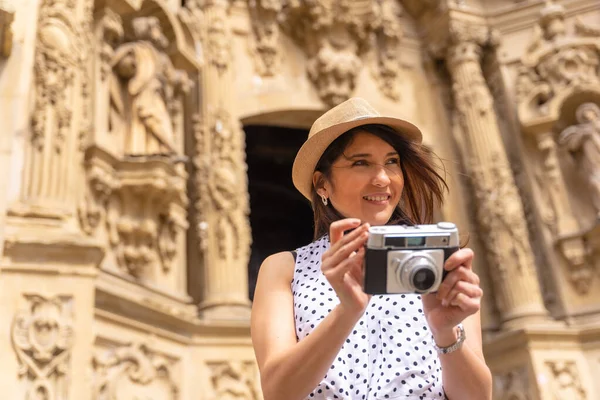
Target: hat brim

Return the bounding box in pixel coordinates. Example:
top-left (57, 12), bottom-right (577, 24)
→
top-left (292, 116), bottom-right (423, 201)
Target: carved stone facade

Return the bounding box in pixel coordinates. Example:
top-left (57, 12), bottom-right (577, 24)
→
top-left (0, 0), bottom-right (599, 399)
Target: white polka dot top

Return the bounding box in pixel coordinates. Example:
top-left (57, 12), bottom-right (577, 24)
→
top-left (292, 235), bottom-right (447, 400)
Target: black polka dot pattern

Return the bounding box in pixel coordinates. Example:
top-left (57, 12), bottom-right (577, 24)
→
top-left (292, 236), bottom-right (446, 399)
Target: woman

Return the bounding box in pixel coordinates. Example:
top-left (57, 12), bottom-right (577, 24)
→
top-left (251, 98), bottom-right (492, 400)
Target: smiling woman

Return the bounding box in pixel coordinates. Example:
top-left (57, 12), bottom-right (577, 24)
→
top-left (250, 98), bottom-right (492, 400)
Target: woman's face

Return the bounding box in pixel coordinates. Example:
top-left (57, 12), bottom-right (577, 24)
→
top-left (317, 131), bottom-right (404, 226)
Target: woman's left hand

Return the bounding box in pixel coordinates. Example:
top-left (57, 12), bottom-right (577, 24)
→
top-left (421, 248), bottom-right (483, 342)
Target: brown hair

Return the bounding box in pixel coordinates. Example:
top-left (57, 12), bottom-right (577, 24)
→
top-left (311, 124), bottom-right (448, 240)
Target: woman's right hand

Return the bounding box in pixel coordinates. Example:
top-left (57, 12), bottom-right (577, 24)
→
top-left (321, 218), bottom-right (372, 316)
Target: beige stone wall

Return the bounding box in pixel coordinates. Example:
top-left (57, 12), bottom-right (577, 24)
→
top-left (0, 0), bottom-right (599, 399)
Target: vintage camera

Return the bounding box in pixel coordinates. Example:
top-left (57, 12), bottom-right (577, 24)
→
top-left (364, 222), bottom-right (460, 294)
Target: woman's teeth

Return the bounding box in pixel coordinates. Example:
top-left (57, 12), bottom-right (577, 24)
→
top-left (363, 195), bottom-right (389, 201)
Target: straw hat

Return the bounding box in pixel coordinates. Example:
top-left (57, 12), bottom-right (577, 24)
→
top-left (292, 97), bottom-right (423, 200)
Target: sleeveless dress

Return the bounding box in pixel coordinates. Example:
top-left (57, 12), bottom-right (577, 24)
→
top-left (292, 235), bottom-right (447, 400)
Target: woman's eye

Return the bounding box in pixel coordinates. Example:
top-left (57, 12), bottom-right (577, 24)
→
top-left (352, 160), bottom-right (368, 166)
top-left (386, 158), bottom-right (400, 165)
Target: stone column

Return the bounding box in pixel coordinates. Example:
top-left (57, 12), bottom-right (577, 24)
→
top-left (193, 0), bottom-right (252, 320)
top-left (443, 21), bottom-right (549, 328)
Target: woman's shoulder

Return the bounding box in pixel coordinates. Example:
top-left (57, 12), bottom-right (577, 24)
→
top-left (257, 251), bottom-right (296, 285)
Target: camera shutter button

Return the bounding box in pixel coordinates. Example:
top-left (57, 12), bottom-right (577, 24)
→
top-left (436, 222), bottom-right (455, 230)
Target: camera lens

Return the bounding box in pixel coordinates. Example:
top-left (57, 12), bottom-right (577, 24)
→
top-left (412, 268), bottom-right (436, 291)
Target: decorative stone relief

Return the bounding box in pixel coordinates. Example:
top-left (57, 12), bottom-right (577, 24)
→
top-left (208, 361), bottom-right (261, 400)
top-left (558, 103), bottom-right (600, 218)
top-left (516, 1), bottom-right (600, 122)
top-left (80, 147), bottom-right (189, 280)
top-left (372, 0), bottom-right (403, 100)
top-left (93, 342), bottom-right (179, 400)
top-left (0, 0), bottom-right (14, 57)
top-left (109, 16), bottom-right (192, 155)
top-left (515, 1), bottom-right (600, 295)
top-left (248, 0), bottom-right (282, 76)
top-left (545, 360), bottom-right (587, 400)
top-left (97, 9), bottom-right (124, 81)
top-left (194, 109), bottom-right (251, 263)
top-left (206, 10), bottom-right (231, 76)
top-left (12, 294), bottom-right (74, 400)
top-left (17, 0), bottom-right (88, 217)
top-left (493, 366), bottom-right (531, 400)
top-left (79, 15), bottom-right (191, 282)
top-left (280, 0), bottom-right (377, 106)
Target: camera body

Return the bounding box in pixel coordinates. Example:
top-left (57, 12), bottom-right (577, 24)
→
top-left (364, 222), bottom-right (460, 295)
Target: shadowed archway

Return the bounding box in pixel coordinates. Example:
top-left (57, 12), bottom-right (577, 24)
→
top-left (244, 125), bottom-right (314, 300)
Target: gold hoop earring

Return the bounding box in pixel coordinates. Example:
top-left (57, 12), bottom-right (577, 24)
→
top-left (321, 195), bottom-right (328, 206)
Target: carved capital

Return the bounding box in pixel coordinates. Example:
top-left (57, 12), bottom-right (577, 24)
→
top-left (12, 294), bottom-right (74, 400)
top-left (0, 0), bottom-right (14, 58)
top-left (93, 342), bottom-right (179, 399)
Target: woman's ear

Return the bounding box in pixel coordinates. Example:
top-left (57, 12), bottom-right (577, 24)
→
top-left (312, 171), bottom-right (327, 197)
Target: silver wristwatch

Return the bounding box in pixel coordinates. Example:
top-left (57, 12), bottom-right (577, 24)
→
top-left (433, 324), bottom-right (465, 355)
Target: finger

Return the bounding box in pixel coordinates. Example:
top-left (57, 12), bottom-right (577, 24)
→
top-left (323, 249), bottom-right (365, 283)
top-left (436, 266), bottom-right (472, 300)
top-left (323, 223), bottom-right (369, 261)
top-left (444, 248), bottom-right (474, 272)
top-left (329, 218), bottom-right (362, 245)
top-left (450, 292), bottom-right (481, 314)
top-left (323, 228), bottom-right (369, 268)
top-left (443, 281), bottom-right (483, 307)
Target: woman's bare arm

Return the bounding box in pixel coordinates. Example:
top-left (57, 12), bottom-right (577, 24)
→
top-left (251, 251), bottom-right (363, 400)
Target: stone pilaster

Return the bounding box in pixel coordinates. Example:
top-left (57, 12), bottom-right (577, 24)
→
top-left (442, 19), bottom-right (550, 328)
top-left (193, 0), bottom-right (252, 320)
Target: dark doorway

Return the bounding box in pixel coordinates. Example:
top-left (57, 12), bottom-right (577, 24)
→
top-left (244, 125), bottom-right (314, 300)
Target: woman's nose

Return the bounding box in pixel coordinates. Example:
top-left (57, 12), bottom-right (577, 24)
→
top-left (371, 165), bottom-right (391, 186)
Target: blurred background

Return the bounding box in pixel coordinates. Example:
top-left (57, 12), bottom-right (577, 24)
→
top-left (0, 0), bottom-right (599, 398)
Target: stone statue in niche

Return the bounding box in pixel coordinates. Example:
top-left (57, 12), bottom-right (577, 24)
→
top-left (109, 16), bottom-right (189, 156)
top-left (558, 102), bottom-right (600, 218)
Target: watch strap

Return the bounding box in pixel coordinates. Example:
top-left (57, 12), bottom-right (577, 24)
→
top-left (433, 324), bottom-right (465, 355)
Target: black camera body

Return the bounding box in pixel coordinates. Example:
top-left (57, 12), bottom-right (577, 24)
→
top-left (364, 222), bottom-right (460, 295)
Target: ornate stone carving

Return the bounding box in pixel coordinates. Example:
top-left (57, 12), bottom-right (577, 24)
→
top-left (442, 18), bottom-right (549, 326)
top-left (0, 0), bottom-right (14, 57)
top-left (545, 360), bottom-right (587, 400)
top-left (517, 1), bottom-right (600, 122)
top-left (281, 0), bottom-right (377, 106)
top-left (195, 110), bottom-right (251, 263)
top-left (80, 146), bottom-right (188, 281)
top-left (559, 103), bottom-right (600, 217)
top-left (11, 294), bottom-right (74, 400)
top-left (17, 0), bottom-right (87, 217)
top-left (98, 8), bottom-right (124, 81)
top-left (493, 366), bottom-right (531, 400)
top-left (534, 132), bottom-right (591, 294)
top-left (372, 0), bottom-right (403, 100)
top-left (206, 7), bottom-right (231, 75)
top-left (208, 361), bottom-right (261, 400)
top-left (93, 342), bottom-right (179, 400)
top-left (248, 0), bottom-right (282, 76)
top-left (109, 16), bottom-right (192, 156)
